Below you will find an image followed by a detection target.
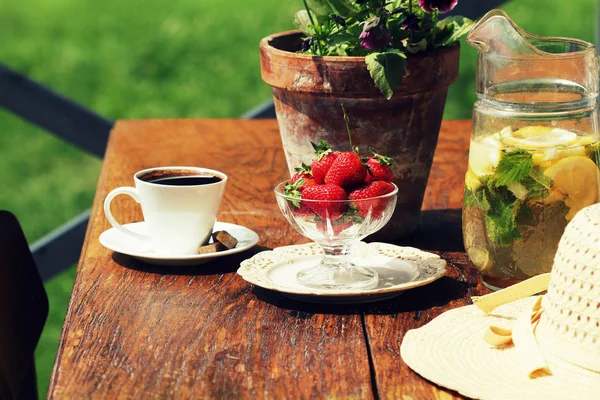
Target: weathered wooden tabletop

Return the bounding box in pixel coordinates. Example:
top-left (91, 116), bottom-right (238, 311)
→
top-left (48, 119), bottom-right (489, 399)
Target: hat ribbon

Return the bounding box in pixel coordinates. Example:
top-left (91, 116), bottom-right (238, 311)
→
top-left (471, 274), bottom-right (551, 378)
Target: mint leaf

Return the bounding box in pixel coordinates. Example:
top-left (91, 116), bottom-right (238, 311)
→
top-left (485, 207), bottom-right (521, 246)
top-left (483, 186), bottom-right (521, 246)
top-left (528, 166), bottom-right (553, 187)
top-left (365, 52), bottom-right (406, 100)
top-left (464, 186), bottom-right (491, 212)
top-left (480, 189), bottom-right (492, 213)
top-left (463, 188), bottom-right (478, 208)
top-left (522, 167), bottom-right (553, 199)
top-left (466, 177), bottom-right (521, 246)
top-left (494, 150), bottom-right (533, 187)
top-left (521, 178), bottom-right (549, 200)
top-left (465, 152), bottom-right (554, 247)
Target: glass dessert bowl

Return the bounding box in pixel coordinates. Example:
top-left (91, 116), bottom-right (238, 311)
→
top-left (274, 181), bottom-right (398, 290)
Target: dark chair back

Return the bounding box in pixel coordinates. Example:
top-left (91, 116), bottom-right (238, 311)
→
top-left (0, 211), bottom-right (48, 400)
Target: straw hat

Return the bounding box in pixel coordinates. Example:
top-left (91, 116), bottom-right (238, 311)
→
top-left (400, 203), bottom-right (600, 400)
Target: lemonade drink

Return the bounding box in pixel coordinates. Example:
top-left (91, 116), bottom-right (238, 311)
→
top-left (463, 125), bottom-right (600, 289)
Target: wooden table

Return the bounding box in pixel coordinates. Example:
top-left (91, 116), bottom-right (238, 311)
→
top-left (48, 119), bottom-right (489, 399)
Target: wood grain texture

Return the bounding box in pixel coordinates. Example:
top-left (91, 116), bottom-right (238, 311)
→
top-left (422, 119), bottom-right (471, 211)
top-left (363, 252), bottom-right (490, 400)
top-left (48, 120), bottom-right (372, 399)
top-left (48, 119), bottom-right (483, 399)
top-left (364, 119), bottom-right (491, 399)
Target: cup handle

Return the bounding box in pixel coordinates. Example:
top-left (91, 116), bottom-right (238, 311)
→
top-left (103, 187), bottom-right (149, 242)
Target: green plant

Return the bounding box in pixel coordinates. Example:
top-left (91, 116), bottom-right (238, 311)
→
top-left (294, 0), bottom-right (474, 99)
top-left (463, 150), bottom-right (554, 246)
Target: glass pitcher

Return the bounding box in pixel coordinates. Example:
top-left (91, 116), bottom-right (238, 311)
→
top-left (463, 9), bottom-right (600, 290)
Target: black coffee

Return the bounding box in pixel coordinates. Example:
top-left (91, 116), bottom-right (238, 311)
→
top-left (139, 170), bottom-right (222, 186)
top-left (148, 175), bottom-right (221, 186)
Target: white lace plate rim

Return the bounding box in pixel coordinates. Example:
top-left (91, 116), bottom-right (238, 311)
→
top-left (237, 242), bottom-right (447, 299)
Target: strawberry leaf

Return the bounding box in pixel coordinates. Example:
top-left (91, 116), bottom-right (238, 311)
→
top-left (311, 140), bottom-right (332, 159)
top-left (284, 180), bottom-right (304, 207)
top-left (294, 162), bottom-right (313, 175)
top-left (369, 148), bottom-right (393, 165)
top-left (343, 206), bottom-right (365, 224)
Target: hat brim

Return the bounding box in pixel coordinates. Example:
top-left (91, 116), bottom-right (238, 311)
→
top-left (400, 297), bottom-right (600, 400)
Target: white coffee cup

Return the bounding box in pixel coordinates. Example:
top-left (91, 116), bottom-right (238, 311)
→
top-left (103, 166), bottom-right (227, 255)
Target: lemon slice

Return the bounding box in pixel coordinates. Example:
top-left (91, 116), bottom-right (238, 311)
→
top-left (465, 168), bottom-right (482, 190)
top-left (507, 181), bottom-right (528, 200)
top-left (502, 126), bottom-right (578, 149)
top-left (469, 136), bottom-right (502, 176)
top-left (577, 136), bottom-right (595, 146)
top-left (466, 246), bottom-right (492, 272)
top-left (532, 146), bottom-right (586, 165)
top-left (544, 156), bottom-right (599, 220)
top-left (531, 152), bottom-right (547, 166)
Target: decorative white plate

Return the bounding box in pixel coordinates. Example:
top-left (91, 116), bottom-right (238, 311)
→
top-left (237, 242), bottom-right (447, 303)
top-left (99, 221), bottom-right (259, 266)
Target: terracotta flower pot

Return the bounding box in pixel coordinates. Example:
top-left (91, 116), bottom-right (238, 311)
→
top-left (260, 30), bottom-right (460, 241)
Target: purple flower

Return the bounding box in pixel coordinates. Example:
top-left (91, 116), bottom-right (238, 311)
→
top-left (301, 37), bottom-right (313, 51)
top-left (402, 14), bottom-right (421, 31)
top-left (359, 17), bottom-right (391, 50)
top-left (418, 0), bottom-right (458, 14)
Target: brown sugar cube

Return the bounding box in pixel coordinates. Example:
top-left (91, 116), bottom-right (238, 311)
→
top-left (212, 231), bottom-right (238, 249)
top-left (198, 242), bottom-right (226, 254)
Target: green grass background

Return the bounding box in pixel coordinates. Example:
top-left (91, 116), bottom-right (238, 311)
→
top-left (0, 0), bottom-right (595, 396)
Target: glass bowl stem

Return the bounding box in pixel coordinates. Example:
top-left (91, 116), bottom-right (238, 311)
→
top-left (296, 244), bottom-right (379, 290)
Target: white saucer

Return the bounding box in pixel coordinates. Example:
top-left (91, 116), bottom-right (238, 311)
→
top-left (99, 221), bottom-right (259, 266)
top-left (237, 242), bottom-right (447, 304)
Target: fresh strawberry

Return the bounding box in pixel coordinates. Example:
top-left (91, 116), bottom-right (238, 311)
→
top-left (288, 163), bottom-right (317, 192)
top-left (348, 181), bottom-right (396, 219)
top-left (310, 140), bottom-right (338, 184)
top-left (292, 203), bottom-right (315, 218)
top-left (301, 184), bottom-right (348, 220)
top-left (290, 176), bottom-right (317, 192)
top-left (300, 178), bottom-right (317, 191)
top-left (365, 150), bottom-right (394, 182)
top-left (291, 162), bottom-right (313, 183)
top-left (312, 153), bottom-right (337, 184)
top-left (316, 219), bottom-right (353, 236)
top-left (348, 180), bottom-right (395, 199)
top-left (324, 151), bottom-right (367, 189)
